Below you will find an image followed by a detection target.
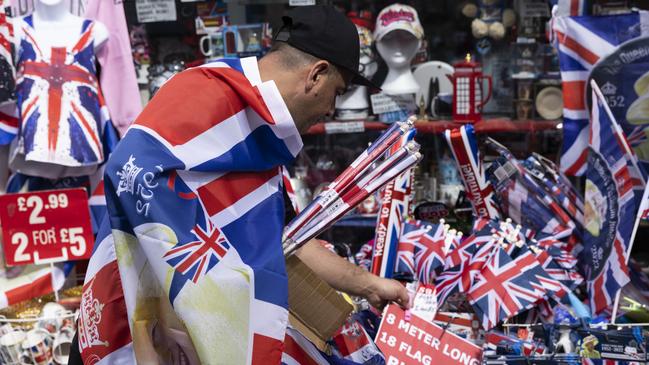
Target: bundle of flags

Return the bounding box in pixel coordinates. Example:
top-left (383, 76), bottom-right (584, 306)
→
top-left (283, 118), bottom-right (421, 256)
top-left (393, 219), bottom-right (452, 284)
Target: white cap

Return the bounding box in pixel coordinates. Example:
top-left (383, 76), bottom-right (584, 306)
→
top-left (374, 3), bottom-right (424, 42)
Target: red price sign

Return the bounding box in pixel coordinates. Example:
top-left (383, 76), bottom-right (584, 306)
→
top-left (376, 305), bottom-right (482, 365)
top-left (0, 188), bottom-right (94, 266)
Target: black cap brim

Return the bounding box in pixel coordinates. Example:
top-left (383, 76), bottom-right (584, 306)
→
top-left (350, 71), bottom-right (380, 90)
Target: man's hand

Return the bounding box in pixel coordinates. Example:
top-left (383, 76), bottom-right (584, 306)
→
top-left (295, 239), bottom-right (410, 310)
top-left (363, 276), bottom-right (410, 311)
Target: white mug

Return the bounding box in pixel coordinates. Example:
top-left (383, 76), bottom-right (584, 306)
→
top-left (52, 327), bottom-right (74, 365)
top-left (199, 32), bottom-right (223, 57)
top-left (0, 330), bottom-right (26, 365)
top-left (0, 323), bottom-right (14, 336)
top-left (39, 302), bottom-right (68, 333)
top-left (22, 328), bottom-right (53, 365)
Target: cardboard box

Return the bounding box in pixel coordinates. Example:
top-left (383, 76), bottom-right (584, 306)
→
top-left (286, 255), bottom-right (353, 350)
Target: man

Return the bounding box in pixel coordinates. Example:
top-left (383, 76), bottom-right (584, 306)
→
top-left (71, 6), bottom-right (408, 365)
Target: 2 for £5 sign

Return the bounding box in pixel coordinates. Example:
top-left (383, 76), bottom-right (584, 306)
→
top-left (376, 305), bottom-right (482, 365)
top-left (0, 189), bottom-right (94, 266)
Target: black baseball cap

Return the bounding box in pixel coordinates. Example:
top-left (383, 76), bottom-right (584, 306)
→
top-left (273, 6), bottom-right (378, 89)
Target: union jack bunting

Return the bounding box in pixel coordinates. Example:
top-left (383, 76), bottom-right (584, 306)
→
top-left (467, 246), bottom-right (546, 330)
top-left (552, 12), bottom-right (649, 175)
top-left (583, 81), bottom-right (644, 315)
top-left (445, 125), bottom-right (499, 219)
top-left (79, 57), bottom-right (303, 364)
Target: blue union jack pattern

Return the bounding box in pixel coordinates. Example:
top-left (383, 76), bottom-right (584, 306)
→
top-left (468, 247), bottom-right (545, 330)
top-left (79, 57), bottom-right (302, 364)
top-left (552, 12), bottom-right (649, 175)
top-left (582, 81), bottom-right (644, 315)
top-left (394, 220), bottom-right (446, 284)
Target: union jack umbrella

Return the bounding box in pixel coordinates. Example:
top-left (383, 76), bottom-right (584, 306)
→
top-left (583, 80), bottom-right (645, 315)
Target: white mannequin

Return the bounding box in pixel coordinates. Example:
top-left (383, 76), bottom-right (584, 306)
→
top-left (376, 30), bottom-right (420, 95)
top-left (335, 52), bottom-right (378, 120)
top-left (29, 0), bottom-right (108, 53)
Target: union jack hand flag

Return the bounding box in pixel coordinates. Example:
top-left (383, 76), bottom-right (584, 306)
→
top-left (467, 246), bottom-right (546, 330)
top-left (582, 81), bottom-right (645, 315)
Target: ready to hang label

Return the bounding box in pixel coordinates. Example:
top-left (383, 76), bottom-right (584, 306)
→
top-left (376, 304), bottom-right (483, 365)
top-left (0, 189), bottom-right (94, 266)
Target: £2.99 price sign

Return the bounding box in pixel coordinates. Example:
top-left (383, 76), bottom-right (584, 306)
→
top-left (0, 188), bottom-right (94, 266)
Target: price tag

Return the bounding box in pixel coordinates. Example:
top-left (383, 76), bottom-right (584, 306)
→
top-left (289, 0), bottom-right (316, 5)
top-left (0, 189), bottom-right (94, 266)
top-left (324, 121), bottom-right (365, 134)
top-left (376, 305), bottom-right (482, 365)
top-left (371, 93), bottom-right (416, 114)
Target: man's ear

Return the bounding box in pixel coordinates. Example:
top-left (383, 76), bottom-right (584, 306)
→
top-left (305, 60), bottom-right (330, 93)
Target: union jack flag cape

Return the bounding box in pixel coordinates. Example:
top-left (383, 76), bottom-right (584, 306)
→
top-left (552, 11), bottom-right (649, 175)
top-left (78, 57), bottom-right (303, 364)
top-left (582, 81), bottom-right (644, 315)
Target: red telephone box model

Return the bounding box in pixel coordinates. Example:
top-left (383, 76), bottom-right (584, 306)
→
top-left (450, 54), bottom-right (493, 123)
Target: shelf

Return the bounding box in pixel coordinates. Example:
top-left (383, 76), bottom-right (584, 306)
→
top-left (304, 118), bottom-right (562, 135)
top-left (332, 214), bottom-right (377, 228)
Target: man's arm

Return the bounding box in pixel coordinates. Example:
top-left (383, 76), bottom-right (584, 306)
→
top-left (295, 239), bottom-right (410, 310)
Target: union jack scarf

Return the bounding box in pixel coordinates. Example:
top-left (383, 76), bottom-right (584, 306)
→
top-left (78, 57), bottom-right (303, 364)
top-left (552, 11), bottom-right (649, 175)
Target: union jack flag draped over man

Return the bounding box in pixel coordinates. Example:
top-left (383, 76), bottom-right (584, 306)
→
top-left (582, 81), bottom-right (645, 315)
top-left (551, 11), bottom-right (649, 175)
top-left (77, 58), bottom-right (303, 364)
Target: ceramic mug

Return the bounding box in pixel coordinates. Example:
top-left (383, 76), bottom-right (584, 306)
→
top-left (52, 327), bottom-right (74, 365)
top-left (0, 330), bottom-right (26, 365)
top-left (38, 302), bottom-right (68, 334)
top-left (22, 328), bottom-right (53, 365)
top-left (199, 32), bottom-right (224, 57)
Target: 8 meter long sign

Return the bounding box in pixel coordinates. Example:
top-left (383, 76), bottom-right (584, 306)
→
top-left (0, 189), bottom-right (94, 266)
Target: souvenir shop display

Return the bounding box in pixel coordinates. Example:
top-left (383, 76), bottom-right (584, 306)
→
top-left (335, 23), bottom-right (377, 121)
top-left (3, 1), bottom-right (649, 365)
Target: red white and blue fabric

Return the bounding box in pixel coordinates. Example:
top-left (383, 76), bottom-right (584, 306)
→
top-left (394, 220), bottom-right (446, 284)
top-left (484, 331), bottom-right (545, 357)
top-left (445, 125), bottom-right (499, 219)
top-left (331, 319), bottom-right (384, 364)
top-left (467, 246), bottom-right (546, 330)
top-left (0, 264), bottom-right (65, 309)
top-left (582, 83), bottom-right (644, 315)
top-left (371, 136), bottom-right (413, 279)
top-left (488, 160), bottom-right (568, 236)
top-left (552, 12), bottom-right (649, 175)
top-left (11, 15), bottom-right (113, 174)
top-left (435, 223), bottom-right (495, 306)
top-left (550, 0), bottom-right (588, 16)
top-left (78, 57), bottom-right (303, 364)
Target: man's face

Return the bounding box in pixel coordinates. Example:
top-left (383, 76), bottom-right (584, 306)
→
top-left (293, 62), bottom-right (351, 133)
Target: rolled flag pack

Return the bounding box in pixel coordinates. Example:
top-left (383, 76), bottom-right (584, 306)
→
top-left (283, 117), bottom-right (422, 256)
top-left (370, 129), bottom-right (417, 278)
top-left (445, 125), bottom-right (500, 219)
